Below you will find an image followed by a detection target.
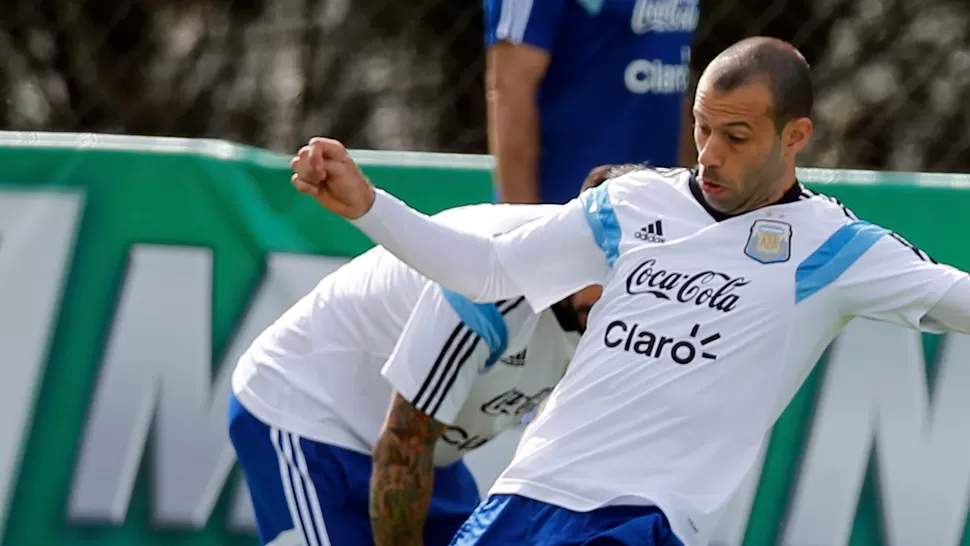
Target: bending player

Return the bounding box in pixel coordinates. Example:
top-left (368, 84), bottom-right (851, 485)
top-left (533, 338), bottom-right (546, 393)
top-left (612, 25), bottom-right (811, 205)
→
top-left (227, 165), bottom-right (635, 546)
top-left (291, 37), bottom-right (970, 546)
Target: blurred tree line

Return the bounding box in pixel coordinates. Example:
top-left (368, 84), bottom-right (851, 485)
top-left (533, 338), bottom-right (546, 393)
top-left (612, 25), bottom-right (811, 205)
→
top-left (1, 0), bottom-right (969, 172)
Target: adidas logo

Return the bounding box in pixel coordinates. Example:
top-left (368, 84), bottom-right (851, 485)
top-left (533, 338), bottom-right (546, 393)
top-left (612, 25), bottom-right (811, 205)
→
top-left (635, 220), bottom-right (665, 243)
top-left (501, 349), bottom-right (527, 367)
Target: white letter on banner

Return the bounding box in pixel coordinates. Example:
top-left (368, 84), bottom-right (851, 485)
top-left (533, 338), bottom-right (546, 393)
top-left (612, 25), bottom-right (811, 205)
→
top-left (0, 190), bottom-right (84, 539)
top-left (68, 245), bottom-right (345, 527)
top-left (783, 319), bottom-right (970, 546)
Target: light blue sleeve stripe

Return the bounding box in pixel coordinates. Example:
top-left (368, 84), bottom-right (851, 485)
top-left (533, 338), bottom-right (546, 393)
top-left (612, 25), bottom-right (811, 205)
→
top-left (441, 289), bottom-right (509, 367)
top-left (578, 183), bottom-right (621, 268)
top-left (795, 220), bottom-right (889, 304)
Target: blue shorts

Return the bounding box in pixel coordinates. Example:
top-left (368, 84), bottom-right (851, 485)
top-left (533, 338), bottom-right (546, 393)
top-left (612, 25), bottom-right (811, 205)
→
top-left (228, 392), bottom-right (481, 545)
top-left (449, 494), bottom-right (684, 546)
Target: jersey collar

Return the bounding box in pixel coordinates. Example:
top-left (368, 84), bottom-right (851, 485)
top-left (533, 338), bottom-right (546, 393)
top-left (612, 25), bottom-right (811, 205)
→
top-left (688, 169), bottom-right (803, 222)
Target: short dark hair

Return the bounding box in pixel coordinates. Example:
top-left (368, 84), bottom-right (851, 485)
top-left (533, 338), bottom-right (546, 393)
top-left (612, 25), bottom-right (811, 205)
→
top-left (580, 162), bottom-right (651, 193)
top-left (704, 37), bottom-right (813, 130)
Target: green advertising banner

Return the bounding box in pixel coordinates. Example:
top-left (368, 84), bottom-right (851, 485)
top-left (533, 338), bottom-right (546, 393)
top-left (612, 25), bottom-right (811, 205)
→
top-left (1, 131), bottom-right (970, 546)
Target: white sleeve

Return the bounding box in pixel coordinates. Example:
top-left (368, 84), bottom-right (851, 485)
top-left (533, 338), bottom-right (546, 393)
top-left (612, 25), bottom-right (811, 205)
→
top-left (834, 227), bottom-right (969, 331)
top-left (381, 282), bottom-right (527, 425)
top-left (351, 186), bottom-right (612, 312)
top-left (924, 277), bottom-right (970, 334)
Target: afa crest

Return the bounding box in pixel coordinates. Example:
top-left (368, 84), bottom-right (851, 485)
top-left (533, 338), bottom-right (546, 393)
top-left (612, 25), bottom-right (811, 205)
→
top-left (744, 219), bottom-right (792, 264)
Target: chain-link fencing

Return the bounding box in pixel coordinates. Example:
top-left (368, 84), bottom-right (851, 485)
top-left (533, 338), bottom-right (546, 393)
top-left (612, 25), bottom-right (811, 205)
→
top-left (1, 0), bottom-right (969, 172)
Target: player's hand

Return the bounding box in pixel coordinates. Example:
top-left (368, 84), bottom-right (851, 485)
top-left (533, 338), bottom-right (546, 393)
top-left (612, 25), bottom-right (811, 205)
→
top-left (290, 137), bottom-right (376, 219)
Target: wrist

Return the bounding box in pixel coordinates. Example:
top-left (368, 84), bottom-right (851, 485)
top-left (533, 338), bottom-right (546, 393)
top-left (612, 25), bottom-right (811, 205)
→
top-left (355, 184), bottom-right (377, 219)
top-left (350, 185), bottom-right (379, 221)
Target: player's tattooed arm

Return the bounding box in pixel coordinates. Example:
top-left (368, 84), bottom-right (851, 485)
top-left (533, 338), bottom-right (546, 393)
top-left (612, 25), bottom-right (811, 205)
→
top-left (370, 392), bottom-right (447, 546)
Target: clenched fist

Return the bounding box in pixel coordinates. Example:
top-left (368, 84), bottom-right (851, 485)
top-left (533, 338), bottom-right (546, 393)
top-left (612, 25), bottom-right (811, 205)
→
top-left (290, 137), bottom-right (376, 219)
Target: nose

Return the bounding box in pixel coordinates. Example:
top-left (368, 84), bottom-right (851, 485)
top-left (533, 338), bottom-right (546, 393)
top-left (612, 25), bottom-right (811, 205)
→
top-left (697, 136), bottom-right (723, 170)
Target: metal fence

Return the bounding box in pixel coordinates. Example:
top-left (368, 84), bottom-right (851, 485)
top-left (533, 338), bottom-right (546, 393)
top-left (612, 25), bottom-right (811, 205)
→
top-left (1, 0), bottom-right (969, 172)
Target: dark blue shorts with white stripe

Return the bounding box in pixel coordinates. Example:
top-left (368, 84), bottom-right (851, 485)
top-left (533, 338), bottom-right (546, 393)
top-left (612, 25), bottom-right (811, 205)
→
top-left (228, 392), bottom-right (481, 546)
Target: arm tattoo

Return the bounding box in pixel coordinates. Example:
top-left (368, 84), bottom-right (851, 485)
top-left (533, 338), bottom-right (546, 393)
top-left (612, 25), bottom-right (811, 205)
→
top-left (370, 392), bottom-right (447, 546)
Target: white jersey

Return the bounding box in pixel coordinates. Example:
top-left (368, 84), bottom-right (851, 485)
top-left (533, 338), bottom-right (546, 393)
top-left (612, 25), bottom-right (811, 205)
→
top-left (231, 202), bottom-right (579, 466)
top-left (350, 169), bottom-right (970, 546)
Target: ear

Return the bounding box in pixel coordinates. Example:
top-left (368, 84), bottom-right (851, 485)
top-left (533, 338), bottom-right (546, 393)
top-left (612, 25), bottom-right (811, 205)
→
top-left (783, 117), bottom-right (813, 155)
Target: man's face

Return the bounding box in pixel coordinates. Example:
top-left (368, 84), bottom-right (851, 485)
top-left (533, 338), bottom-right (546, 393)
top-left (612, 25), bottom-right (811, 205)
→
top-left (565, 285), bottom-right (603, 334)
top-left (692, 79), bottom-right (788, 214)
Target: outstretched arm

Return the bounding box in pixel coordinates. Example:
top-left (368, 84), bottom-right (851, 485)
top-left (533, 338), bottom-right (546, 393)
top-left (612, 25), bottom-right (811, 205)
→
top-left (352, 188), bottom-right (609, 310)
top-left (370, 393), bottom-right (446, 546)
top-left (352, 188), bottom-right (529, 302)
top-left (291, 138), bottom-right (611, 312)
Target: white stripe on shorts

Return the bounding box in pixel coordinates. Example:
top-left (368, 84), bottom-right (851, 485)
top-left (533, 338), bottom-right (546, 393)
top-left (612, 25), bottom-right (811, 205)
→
top-left (271, 427), bottom-right (332, 546)
top-left (271, 427), bottom-right (306, 545)
top-left (270, 427), bottom-right (331, 546)
top-left (290, 433), bottom-right (332, 545)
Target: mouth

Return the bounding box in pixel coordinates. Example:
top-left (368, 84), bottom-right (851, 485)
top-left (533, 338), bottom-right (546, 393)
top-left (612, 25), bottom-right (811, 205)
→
top-left (701, 178), bottom-right (726, 195)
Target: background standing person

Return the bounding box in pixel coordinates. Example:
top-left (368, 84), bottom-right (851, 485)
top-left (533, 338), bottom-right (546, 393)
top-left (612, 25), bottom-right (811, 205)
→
top-left (484, 0), bottom-right (700, 205)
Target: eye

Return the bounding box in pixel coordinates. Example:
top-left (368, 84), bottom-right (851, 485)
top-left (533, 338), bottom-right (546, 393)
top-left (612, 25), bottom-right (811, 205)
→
top-left (727, 134), bottom-right (748, 144)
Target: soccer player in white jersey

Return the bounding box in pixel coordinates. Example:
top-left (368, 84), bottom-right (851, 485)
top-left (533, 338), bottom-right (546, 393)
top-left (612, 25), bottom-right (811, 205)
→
top-left (289, 36), bottom-right (970, 546)
top-left (227, 168), bottom-right (616, 546)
